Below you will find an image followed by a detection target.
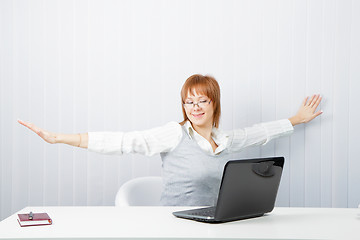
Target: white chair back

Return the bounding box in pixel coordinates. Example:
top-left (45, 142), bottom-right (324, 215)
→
top-left (115, 176), bottom-right (163, 206)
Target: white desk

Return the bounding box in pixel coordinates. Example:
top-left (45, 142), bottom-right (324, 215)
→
top-left (0, 206), bottom-right (359, 240)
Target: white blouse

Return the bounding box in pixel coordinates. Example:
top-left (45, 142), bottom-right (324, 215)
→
top-left (88, 119), bottom-right (294, 156)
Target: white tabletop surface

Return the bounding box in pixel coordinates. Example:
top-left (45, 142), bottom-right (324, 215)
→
top-left (0, 206), bottom-right (359, 240)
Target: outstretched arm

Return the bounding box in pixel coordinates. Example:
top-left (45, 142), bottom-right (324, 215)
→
top-left (289, 94), bottom-right (323, 126)
top-left (18, 119), bottom-right (88, 148)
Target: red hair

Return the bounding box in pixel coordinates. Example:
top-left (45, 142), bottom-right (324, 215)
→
top-left (180, 74), bottom-right (221, 128)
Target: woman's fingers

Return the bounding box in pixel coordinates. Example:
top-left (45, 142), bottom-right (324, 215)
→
top-left (314, 110), bottom-right (323, 118)
top-left (18, 119), bottom-right (28, 128)
top-left (307, 95), bottom-right (316, 106)
top-left (304, 94), bottom-right (322, 110)
top-left (308, 94), bottom-right (321, 111)
top-left (18, 119), bottom-right (41, 135)
top-left (19, 119), bottom-right (35, 131)
top-left (306, 110), bottom-right (323, 123)
top-left (18, 119), bottom-right (34, 131)
top-left (18, 119), bottom-right (55, 143)
top-left (302, 96), bottom-right (309, 106)
top-left (312, 95), bottom-right (322, 109)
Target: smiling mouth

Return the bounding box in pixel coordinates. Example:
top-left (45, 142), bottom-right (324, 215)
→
top-left (192, 113), bottom-right (205, 117)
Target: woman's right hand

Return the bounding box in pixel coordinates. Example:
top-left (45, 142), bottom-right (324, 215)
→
top-left (18, 119), bottom-right (58, 144)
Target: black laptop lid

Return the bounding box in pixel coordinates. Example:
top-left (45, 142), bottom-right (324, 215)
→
top-left (214, 157), bottom-right (284, 221)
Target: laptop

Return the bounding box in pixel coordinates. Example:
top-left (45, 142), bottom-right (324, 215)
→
top-left (172, 156), bottom-right (284, 223)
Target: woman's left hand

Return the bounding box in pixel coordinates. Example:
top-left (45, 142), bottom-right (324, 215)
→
top-left (289, 94), bottom-right (323, 126)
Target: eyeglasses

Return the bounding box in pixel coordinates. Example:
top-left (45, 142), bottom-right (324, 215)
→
top-left (183, 100), bottom-right (212, 109)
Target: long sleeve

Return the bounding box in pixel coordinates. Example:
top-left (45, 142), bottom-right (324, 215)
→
top-left (88, 121), bottom-right (183, 156)
top-left (228, 119), bottom-right (294, 152)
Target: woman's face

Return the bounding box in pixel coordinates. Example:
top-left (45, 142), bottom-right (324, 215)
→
top-left (183, 91), bottom-right (214, 129)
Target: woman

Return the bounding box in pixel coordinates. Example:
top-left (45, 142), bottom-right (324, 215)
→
top-left (18, 74), bottom-right (323, 206)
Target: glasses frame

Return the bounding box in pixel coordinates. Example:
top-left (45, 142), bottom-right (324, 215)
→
top-left (183, 100), bottom-right (212, 109)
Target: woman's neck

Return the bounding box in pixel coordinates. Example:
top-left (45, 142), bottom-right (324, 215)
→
top-left (191, 122), bottom-right (213, 142)
top-left (191, 122), bottom-right (218, 153)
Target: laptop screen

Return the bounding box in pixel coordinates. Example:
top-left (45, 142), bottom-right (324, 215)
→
top-left (214, 157), bottom-right (284, 221)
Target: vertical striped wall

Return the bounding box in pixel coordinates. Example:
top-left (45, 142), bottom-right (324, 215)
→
top-left (1, 0), bottom-right (360, 221)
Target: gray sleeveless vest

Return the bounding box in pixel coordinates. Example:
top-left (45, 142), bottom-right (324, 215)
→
top-left (160, 126), bottom-right (233, 206)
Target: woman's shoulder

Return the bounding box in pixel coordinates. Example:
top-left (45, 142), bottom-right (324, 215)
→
top-left (150, 121), bottom-right (184, 153)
